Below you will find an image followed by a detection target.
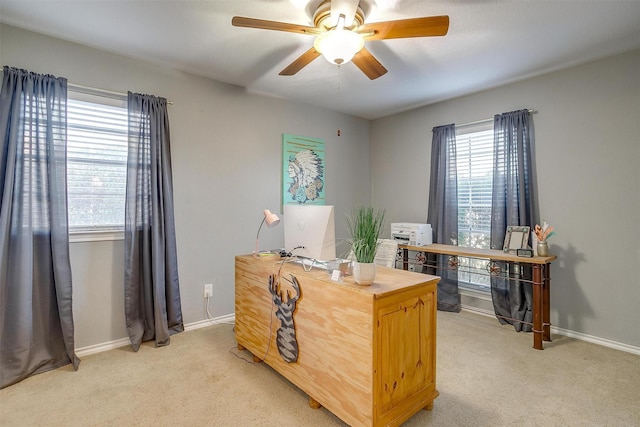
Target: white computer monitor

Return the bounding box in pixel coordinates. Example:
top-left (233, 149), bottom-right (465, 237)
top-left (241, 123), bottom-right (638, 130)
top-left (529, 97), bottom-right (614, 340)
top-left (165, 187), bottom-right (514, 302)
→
top-left (284, 204), bottom-right (336, 262)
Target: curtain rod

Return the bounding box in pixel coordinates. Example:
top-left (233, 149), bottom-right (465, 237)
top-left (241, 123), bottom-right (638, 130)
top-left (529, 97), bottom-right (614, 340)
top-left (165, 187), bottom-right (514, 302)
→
top-left (67, 83), bottom-right (174, 105)
top-left (456, 109), bottom-right (536, 128)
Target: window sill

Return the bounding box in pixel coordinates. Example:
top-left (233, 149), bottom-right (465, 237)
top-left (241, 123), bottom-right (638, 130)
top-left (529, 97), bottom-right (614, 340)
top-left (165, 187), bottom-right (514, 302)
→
top-left (70, 230), bottom-right (124, 243)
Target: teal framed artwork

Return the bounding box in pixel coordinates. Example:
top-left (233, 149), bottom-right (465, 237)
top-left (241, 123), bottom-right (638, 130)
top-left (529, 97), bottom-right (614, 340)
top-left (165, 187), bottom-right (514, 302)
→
top-left (282, 133), bottom-right (325, 206)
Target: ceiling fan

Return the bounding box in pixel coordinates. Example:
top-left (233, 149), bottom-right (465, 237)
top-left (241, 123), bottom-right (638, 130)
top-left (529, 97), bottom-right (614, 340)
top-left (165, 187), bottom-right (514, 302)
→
top-left (232, 0), bottom-right (449, 80)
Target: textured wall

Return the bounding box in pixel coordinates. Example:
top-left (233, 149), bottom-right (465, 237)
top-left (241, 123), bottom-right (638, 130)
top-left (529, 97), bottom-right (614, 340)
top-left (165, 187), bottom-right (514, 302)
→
top-left (1, 23), bottom-right (371, 349)
top-left (371, 49), bottom-right (640, 349)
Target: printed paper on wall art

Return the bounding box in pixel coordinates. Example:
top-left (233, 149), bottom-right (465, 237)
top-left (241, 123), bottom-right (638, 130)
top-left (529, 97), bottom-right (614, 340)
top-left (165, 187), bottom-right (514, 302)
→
top-left (282, 134), bottom-right (325, 206)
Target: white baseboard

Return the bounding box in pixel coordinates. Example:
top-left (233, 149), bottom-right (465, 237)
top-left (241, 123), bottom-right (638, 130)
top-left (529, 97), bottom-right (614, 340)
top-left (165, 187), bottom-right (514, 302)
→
top-left (550, 325), bottom-right (640, 355)
top-left (76, 337), bottom-right (131, 358)
top-left (75, 313), bottom-right (236, 358)
top-left (460, 304), bottom-right (494, 317)
top-left (184, 314), bottom-right (236, 331)
top-left (77, 309), bottom-right (639, 358)
top-left (461, 305), bottom-right (640, 356)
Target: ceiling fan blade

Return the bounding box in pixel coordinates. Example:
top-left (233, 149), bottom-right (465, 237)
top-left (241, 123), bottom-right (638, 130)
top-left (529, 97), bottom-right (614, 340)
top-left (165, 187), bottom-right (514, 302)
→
top-left (358, 15), bottom-right (449, 40)
top-left (279, 47), bottom-right (322, 76)
top-left (352, 48), bottom-right (388, 80)
top-left (232, 16), bottom-right (323, 36)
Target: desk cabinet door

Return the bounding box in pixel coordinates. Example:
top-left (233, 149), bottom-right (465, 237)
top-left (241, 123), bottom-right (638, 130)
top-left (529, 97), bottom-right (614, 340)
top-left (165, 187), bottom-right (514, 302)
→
top-left (376, 289), bottom-right (436, 415)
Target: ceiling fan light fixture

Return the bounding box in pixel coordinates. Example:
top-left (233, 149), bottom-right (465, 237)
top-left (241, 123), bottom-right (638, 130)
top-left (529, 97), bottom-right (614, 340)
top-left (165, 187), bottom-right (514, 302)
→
top-left (314, 29), bottom-right (364, 65)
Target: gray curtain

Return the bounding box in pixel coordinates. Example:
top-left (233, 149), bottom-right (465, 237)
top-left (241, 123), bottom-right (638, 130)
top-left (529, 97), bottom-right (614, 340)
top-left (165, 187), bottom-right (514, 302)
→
top-left (426, 124), bottom-right (461, 312)
top-left (125, 92), bottom-right (183, 352)
top-left (490, 109), bottom-right (535, 331)
top-left (0, 66), bottom-right (79, 388)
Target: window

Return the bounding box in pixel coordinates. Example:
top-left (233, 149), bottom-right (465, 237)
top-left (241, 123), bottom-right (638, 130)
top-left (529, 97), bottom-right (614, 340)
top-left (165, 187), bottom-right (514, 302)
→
top-left (455, 123), bottom-right (493, 290)
top-left (67, 90), bottom-right (127, 239)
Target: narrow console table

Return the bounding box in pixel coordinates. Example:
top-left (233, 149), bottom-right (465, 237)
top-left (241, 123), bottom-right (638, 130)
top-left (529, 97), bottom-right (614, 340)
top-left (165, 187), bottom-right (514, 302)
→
top-left (399, 244), bottom-right (557, 350)
top-left (235, 254), bottom-right (440, 427)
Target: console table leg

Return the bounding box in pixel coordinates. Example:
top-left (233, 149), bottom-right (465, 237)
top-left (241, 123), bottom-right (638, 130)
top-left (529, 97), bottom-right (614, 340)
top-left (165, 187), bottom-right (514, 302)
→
top-left (237, 343), bottom-right (245, 351)
top-left (543, 263), bottom-right (552, 341)
top-left (402, 248), bottom-right (409, 270)
top-left (532, 264), bottom-right (543, 350)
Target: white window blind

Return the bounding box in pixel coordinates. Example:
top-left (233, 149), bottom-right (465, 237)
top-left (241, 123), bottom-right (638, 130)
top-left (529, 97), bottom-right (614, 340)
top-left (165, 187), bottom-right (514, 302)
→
top-left (456, 125), bottom-right (493, 249)
top-left (67, 91), bottom-right (127, 233)
top-left (455, 123), bottom-right (494, 289)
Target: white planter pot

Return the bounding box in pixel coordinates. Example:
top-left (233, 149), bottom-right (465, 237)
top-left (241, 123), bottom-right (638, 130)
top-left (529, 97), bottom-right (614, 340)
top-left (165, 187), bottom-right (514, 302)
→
top-left (353, 262), bottom-right (376, 285)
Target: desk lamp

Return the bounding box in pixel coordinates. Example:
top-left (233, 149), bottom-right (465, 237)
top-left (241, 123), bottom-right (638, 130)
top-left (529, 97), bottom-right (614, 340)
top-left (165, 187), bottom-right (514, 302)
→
top-left (255, 209), bottom-right (280, 256)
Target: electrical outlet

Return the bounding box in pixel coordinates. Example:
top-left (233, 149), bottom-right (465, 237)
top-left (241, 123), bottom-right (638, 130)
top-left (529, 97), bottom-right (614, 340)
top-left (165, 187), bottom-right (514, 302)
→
top-left (203, 283), bottom-right (213, 298)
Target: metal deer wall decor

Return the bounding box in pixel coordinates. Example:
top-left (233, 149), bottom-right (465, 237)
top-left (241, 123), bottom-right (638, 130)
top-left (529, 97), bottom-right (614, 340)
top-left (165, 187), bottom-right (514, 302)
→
top-left (268, 273), bottom-right (301, 363)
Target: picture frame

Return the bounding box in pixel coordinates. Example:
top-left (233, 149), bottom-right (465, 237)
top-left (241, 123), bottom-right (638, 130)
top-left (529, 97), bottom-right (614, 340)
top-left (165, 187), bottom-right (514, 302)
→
top-left (282, 133), bottom-right (325, 207)
top-left (503, 226), bottom-right (531, 253)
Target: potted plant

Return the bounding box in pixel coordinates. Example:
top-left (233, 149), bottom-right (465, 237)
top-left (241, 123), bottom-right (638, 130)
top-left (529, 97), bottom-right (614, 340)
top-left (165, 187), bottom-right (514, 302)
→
top-left (346, 206), bottom-right (386, 285)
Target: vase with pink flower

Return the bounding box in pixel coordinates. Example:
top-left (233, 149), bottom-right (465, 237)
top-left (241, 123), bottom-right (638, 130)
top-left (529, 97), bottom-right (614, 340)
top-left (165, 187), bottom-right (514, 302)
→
top-left (533, 221), bottom-right (555, 257)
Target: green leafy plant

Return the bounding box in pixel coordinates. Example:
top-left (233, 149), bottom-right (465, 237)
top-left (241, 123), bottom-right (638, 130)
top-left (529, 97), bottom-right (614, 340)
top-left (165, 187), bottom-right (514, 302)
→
top-left (346, 207), bottom-right (386, 263)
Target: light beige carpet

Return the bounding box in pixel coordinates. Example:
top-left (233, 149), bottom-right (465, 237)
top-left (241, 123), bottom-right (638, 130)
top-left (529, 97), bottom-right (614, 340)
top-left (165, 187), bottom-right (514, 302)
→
top-left (1, 310), bottom-right (639, 426)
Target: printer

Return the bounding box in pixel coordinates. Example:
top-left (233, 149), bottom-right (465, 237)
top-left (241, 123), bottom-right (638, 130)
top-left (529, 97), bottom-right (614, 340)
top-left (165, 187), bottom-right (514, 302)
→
top-left (391, 223), bottom-right (433, 246)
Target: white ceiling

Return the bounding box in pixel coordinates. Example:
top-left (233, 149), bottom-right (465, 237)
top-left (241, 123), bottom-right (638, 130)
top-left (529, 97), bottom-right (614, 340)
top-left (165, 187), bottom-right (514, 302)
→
top-left (1, 0), bottom-right (639, 119)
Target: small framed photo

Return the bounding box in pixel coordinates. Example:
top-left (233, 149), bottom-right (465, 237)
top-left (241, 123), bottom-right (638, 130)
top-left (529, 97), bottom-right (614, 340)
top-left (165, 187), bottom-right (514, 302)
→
top-left (517, 248), bottom-right (534, 257)
top-left (503, 226), bottom-right (530, 253)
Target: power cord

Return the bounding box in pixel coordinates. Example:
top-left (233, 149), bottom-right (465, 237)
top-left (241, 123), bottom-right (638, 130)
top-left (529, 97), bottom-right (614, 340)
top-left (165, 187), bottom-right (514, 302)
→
top-left (205, 295), bottom-right (235, 325)
top-left (206, 296), bottom-right (214, 319)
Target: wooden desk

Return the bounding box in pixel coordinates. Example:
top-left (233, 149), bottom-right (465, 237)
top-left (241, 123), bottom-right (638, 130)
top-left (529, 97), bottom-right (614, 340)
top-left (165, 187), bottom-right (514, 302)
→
top-left (235, 255), bottom-right (440, 427)
top-left (399, 244), bottom-right (557, 350)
